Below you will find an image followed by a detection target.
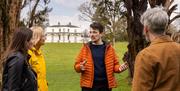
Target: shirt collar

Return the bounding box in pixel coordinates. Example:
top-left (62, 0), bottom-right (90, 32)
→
top-left (150, 35), bottom-right (173, 45)
top-left (30, 47), bottom-right (42, 55)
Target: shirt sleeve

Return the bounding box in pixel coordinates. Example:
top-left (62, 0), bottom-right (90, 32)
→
top-left (74, 45), bottom-right (85, 73)
top-left (111, 45), bottom-right (120, 73)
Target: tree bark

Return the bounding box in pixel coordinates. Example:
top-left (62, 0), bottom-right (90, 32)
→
top-left (0, 0), bottom-right (22, 88)
top-left (123, 0), bottom-right (148, 79)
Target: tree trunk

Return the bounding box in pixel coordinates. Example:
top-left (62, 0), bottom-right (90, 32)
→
top-left (123, 0), bottom-right (180, 82)
top-left (0, 0), bottom-right (22, 88)
top-left (123, 0), bottom-right (148, 79)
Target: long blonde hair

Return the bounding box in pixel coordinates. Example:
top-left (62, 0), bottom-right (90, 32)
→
top-left (31, 26), bottom-right (45, 46)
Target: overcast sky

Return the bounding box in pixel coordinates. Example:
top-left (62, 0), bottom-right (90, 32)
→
top-left (48, 0), bottom-right (90, 30)
top-left (21, 0), bottom-right (180, 30)
top-left (48, 0), bottom-right (180, 29)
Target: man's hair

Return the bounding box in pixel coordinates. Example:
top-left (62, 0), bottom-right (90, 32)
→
top-left (90, 22), bottom-right (104, 33)
top-left (140, 7), bottom-right (169, 34)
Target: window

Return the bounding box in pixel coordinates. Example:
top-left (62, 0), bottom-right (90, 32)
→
top-left (74, 29), bottom-right (77, 33)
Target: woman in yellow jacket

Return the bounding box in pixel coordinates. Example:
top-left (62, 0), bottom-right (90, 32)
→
top-left (28, 26), bottom-right (48, 91)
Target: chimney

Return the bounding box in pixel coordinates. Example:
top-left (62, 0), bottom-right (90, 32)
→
top-left (69, 22), bottom-right (71, 25)
top-left (58, 22), bottom-right (60, 25)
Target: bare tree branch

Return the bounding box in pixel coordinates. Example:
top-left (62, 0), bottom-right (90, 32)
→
top-left (168, 4), bottom-right (178, 16)
top-left (169, 15), bottom-right (180, 24)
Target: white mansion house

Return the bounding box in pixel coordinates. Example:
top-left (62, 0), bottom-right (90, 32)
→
top-left (45, 22), bottom-right (89, 43)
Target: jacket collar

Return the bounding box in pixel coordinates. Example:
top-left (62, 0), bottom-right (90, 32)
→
top-left (86, 40), bottom-right (110, 46)
top-left (150, 35), bottom-right (173, 45)
top-left (29, 47), bottom-right (42, 55)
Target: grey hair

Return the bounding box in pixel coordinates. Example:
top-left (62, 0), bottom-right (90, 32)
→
top-left (140, 7), bottom-right (169, 34)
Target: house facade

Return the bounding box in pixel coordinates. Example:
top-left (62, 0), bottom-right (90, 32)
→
top-left (45, 22), bottom-right (89, 43)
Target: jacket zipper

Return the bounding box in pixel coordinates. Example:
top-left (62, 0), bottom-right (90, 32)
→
top-left (86, 43), bottom-right (111, 88)
top-left (85, 44), bottom-right (94, 88)
top-left (105, 44), bottom-right (110, 88)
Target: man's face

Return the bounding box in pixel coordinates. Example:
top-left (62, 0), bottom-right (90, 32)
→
top-left (89, 28), bottom-right (102, 42)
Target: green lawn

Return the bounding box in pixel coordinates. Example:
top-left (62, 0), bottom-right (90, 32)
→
top-left (43, 42), bottom-right (131, 91)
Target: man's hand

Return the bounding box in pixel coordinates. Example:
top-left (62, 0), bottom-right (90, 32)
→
top-left (119, 62), bottom-right (128, 72)
top-left (80, 60), bottom-right (87, 71)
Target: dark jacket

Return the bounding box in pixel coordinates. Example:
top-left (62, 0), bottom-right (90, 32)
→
top-left (2, 51), bottom-right (37, 91)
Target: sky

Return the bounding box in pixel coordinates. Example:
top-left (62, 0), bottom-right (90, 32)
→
top-left (48, 0), bottom-right (90, 30)
top-left (21, 0), bottom-right (180, 30)
top-left (48, 0), bottom-right (180, 29)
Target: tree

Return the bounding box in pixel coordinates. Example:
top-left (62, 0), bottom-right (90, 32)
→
top-left (21, 0), bottom-right (52, 28)
top-left (0, 0), bottom-right (52, 58)
top-left (0, 0), bottom-right (23, 88)
top-left (123, 0), bottom-right (180, 80)
top-left (79, 0), bottom-right (126, 45)
top-left (114, 16), bottom-right (128, 41)
top-left (78, 1), bottom-right (95, 22)
top-left (123, 0), bottom-right (148, 79)
top-left (0, 0), bottom-right (23, 59)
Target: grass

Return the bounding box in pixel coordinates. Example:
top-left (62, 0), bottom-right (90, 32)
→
top-left (43, 42), bottom-right (131, 91)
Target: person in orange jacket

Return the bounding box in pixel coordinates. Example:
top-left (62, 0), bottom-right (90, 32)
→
top-left (74, 22), bottom-right (128, 91)
top-left (28, 26), bottom-right (48, 91)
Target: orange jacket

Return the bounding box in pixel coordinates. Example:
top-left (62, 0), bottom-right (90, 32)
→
top-left (74, 42), bottom-right (121, 88)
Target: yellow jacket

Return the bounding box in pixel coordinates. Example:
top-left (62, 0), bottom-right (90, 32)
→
top-left (28, 47), bottom-right (48, 91)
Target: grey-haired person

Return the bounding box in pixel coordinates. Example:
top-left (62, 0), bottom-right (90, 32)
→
top-left (132, 7), bottom-right (180, 91)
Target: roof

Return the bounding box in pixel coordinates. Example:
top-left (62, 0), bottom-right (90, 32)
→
top-left (49, 24), bottom-right (79, 28)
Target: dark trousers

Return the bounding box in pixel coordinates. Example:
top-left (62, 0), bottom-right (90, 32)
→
top-left (82, 80), bottom-right (111, 91)
top-left (82, 87), bottom-right (112, 91)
